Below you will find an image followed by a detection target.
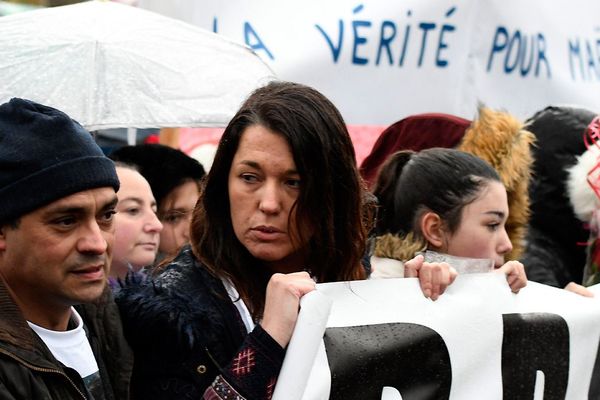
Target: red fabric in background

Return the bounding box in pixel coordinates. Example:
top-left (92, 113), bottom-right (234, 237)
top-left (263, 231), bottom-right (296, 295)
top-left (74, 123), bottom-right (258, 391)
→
top-left (359, 114), bottom-right (471, 188)
top-left (178, 125), bottom-right (385, 167)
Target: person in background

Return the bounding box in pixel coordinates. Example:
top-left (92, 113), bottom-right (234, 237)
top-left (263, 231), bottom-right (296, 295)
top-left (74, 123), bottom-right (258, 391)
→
top-left (110, 144), bottom-right (205, 263)
top-left (115, 81), bottom-right (452, 400)
top-left (0, 98), bottom-right (132, 399)
top-left (360, 107), bottom-right (534, 263)
top-left (109, 163), bottom-right (162, 282)
top-left (523, 106), bottom-right (598, 294)
top-left (371, 148), bottom-right (528, 293)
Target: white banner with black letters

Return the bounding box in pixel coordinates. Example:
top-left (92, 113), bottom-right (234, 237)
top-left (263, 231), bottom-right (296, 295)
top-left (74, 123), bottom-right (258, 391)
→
top-left (273, 274), bottom-right (600, 399)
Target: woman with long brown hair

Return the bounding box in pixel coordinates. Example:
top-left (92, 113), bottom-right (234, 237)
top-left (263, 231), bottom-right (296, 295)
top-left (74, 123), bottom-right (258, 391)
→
top-left (116, 81), bottom-right (373, 399)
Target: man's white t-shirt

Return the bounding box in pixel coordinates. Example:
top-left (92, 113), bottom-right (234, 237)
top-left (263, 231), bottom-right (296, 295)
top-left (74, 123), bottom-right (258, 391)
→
top-left (28, 307), bottom-right (103, 399)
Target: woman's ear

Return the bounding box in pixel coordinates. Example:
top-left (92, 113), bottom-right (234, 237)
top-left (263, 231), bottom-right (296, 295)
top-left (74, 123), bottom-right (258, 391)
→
top-left (420, 211), bottom-right (445, 249)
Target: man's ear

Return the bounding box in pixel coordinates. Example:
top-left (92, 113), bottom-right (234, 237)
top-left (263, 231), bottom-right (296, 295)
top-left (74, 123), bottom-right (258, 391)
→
top-left (0, 226), bottom-right (7, 251)
top-left (420, 211), bottom-right (445, 249)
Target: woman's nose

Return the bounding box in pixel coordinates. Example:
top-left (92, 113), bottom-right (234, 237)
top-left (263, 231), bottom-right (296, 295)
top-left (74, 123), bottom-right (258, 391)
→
top-left (145, 211), bottom-right (163, 233)
top-left (258, 182), bottom-right (282, 214)
top-left (498, 227), bottom-right (513, 255)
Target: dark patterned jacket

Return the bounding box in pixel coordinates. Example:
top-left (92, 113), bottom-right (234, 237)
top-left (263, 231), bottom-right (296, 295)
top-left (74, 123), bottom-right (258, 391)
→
top-left (0, 280), bottom-right (133, 399)
top-left (115, 245), bottom-right (285, 400)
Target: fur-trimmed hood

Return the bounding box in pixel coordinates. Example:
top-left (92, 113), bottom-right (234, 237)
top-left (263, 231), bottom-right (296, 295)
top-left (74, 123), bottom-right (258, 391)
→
top-left (372, 232), bottom-right (426, 261)
top-left (458, 107), bottom-right (535, 260)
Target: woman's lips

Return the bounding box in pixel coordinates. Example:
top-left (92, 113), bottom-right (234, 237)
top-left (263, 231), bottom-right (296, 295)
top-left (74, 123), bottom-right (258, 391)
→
top-left (252, 226), bottom-right (284, 241)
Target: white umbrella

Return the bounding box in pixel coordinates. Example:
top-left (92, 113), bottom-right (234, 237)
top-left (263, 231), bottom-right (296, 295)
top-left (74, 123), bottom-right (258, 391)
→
top-left (0, 0), bottom-right (275, 130)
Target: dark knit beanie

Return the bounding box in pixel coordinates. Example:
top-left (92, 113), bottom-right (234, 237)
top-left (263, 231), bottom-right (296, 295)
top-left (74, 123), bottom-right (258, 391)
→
top-left (110, 144), bottom-right (205, 207)
top-left (359, 113), bottom-right (471, 188)
top-left (0, 98), bottom-right (120, 224)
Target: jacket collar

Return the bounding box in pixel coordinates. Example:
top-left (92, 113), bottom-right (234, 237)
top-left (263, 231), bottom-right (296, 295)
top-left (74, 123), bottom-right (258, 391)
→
top-left (0, 277), bottom-right (40, 352)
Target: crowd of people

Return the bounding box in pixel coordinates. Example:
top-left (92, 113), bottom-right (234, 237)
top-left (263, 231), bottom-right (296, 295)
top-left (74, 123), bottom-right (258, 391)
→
top-left (0, 80), bottom-right (597, 399)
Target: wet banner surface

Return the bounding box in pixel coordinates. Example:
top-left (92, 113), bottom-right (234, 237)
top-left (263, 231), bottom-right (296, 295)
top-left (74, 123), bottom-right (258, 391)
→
top-left (273, 274), bottom-right (600, 399)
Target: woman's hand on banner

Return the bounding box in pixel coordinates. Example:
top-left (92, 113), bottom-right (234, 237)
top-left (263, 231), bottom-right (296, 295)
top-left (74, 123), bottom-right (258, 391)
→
top-left (405, 254), bottom-right (458, 301)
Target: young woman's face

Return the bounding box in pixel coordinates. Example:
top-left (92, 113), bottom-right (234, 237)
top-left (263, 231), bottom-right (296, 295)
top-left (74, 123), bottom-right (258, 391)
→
top-left (228, 124), bottom-right (309, 273)
top-left (158, 180), bottom-right (200, 256)
top-left (113, 167), bottom-right (162, 276)
top-left (442, 180), bottom-right (513, 267)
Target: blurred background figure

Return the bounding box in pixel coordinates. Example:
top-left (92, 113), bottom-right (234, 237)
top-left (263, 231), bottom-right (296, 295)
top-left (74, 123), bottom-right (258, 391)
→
top-left (564, 115), bottom-right (600, 287)
top-left (110, 163), bottom-right (162, 281)
top-left (110, 144), bottom-right (205, 263)
top-left (521, 106), bottom-right (597, 290)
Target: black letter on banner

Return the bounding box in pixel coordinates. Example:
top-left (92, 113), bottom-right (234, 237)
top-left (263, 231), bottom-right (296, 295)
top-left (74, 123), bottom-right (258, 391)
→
top-left (323, 323), bottom-right (451, 400)
top-left (589, 336), bottom-right (600, 398)
top-left (502, 313), bottom-right (569, 399)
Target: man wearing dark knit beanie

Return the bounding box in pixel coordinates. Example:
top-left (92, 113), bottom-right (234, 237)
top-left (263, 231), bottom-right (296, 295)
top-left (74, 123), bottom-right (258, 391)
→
top-left (0, 98), bottom-right (132, 399)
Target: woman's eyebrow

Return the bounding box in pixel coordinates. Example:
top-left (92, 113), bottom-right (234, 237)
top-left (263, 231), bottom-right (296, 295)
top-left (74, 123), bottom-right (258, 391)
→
top-left (484, 210), bottom-right (506, 219)
top-left (238, 160), bottom-right (298, 175)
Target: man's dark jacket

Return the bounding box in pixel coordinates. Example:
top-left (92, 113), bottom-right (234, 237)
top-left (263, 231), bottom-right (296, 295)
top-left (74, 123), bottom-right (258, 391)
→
top-left (0, 279), bottom-right (133, 399)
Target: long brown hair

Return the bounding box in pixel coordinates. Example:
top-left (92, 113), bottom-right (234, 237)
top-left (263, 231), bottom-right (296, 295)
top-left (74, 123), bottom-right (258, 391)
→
top-left (190, 81), bottom-right (370, 318)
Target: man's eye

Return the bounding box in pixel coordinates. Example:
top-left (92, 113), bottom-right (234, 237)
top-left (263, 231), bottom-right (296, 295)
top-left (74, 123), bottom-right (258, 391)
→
top-left (54, 217), bottom-right (76, 227)
top-left (102, 210), bottom-right (117, 222)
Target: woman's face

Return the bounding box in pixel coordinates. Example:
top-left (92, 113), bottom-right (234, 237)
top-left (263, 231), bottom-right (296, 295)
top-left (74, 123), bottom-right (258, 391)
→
top-left (442, 180), bottom-right (513, 267)
top-left (228, 124), bottom-right (309, 273)
top-left (113, 167), bottom-right (162, 276)
top-left (158, 180), bottom-right (200, 256)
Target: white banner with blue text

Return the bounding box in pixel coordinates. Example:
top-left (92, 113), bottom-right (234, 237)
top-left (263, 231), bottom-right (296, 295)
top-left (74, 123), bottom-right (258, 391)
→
top-left (139, 0), bottom-right (600, 126)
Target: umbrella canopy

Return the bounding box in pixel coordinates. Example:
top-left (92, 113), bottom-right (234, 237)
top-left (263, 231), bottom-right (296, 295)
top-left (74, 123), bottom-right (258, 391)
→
top-left (0, 0), bottom-right (275, 130)
top-left (0, 1), bottom-right (41, 17)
